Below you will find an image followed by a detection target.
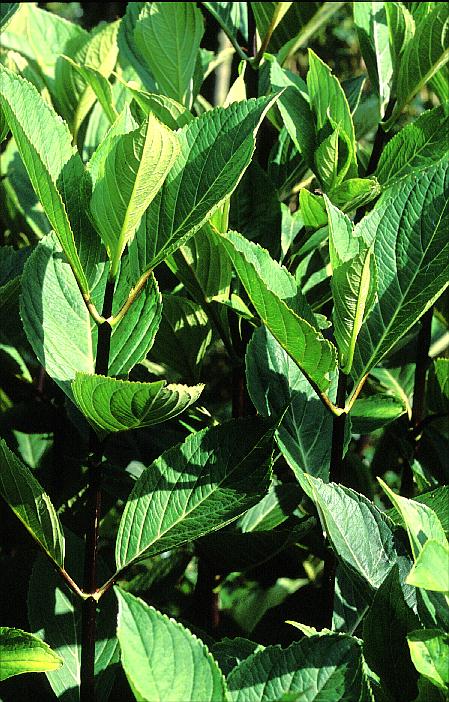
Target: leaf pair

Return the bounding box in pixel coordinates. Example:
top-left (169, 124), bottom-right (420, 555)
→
top-left (117, 588), bottom-right (368, 701)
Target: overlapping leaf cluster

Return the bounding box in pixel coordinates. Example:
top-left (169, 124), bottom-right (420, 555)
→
top-left (0, 2), bottom-right (448, 701)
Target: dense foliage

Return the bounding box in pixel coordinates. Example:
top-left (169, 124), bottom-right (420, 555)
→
top-left (0, 2), bottom-right (448, 701)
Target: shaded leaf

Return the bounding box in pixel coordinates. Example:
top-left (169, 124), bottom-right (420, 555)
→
top-left (0, 3), bottom-right (20, 31)
top-left (220, 229), bottom-right (337, 394)
top-left (0, 439), bottom-right (65, 567)
top-left (20, 235), bottom-right (162, 399)
top-left (385, 5), bottom-right (449, 128)
top-left (227, 633), bottom-right (365, 701)
top-left (363, 565), bottom-right (420, 702)
top-left (55, 20), bottom-right (119, 135)
top-left (149, 294), bottom-right (212, 382)
top-left (307, 49), bottom-right (357, 172)
top-left (62, 59), bottom-right (118, 125)
top-left (115, 418), bottom-right (274, 569)
top-left (28, 537), bottom-right (119, 702)
top-left (122, 82), bottom-right (193, 129)
top-left (202, 2), bottom-right (248, 45)
top-left (306, 476), bottom-right (399, 591)
top-left (210, 638), bottom-right (262, 677)
top-left (0, 3), bottom-right (87, 95)
top-left (246, 326), bottom-right (339, 479)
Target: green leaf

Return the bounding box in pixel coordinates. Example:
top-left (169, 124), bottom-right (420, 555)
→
top-left (408, 629), bottom-right (449, 690)
top-left (0, 439), bottom-right (65, 567)
top-left (72, 373), bottom-right (203, 435)
top-left (0, 3), bottom-right (20, 31)
top-left (238, 482), bottom-right (304, 533)
top-left (299, 189), bottom-right (327, 228)
top-left (246, 326), bottom-right (338, 479)
top-left (211, 638), bottom-right (263, 677)
top-left (307, 49), bottom-right (357, 172)
top-left (20, 235), bottom-right (162, 400)
top-left (350, 394), bottom-right (407, 433)
top-left (407, 540), bottom-right (449, 593)
top-left (62, 59), bottom-right (118, 125)
top-left (385, 5), bottom-right (449, 128)
top-left (227, 633), bottom-right (365, 701)
top-left (149, 294), bottom-right (212, 382)
top-left (428, 358), bottom-right (449, 414)
top-left (362, 565), bottom-right (420, 702)
top-left (0, 103), bottom-right (9, 143)
top-left (89, 112), bottom-right (179, 277)
top-left (134, 2), bottom-right (204, 107)
top-left (376, 106), bottom-right (449, 187)
top-left (369, 364), bottom-right (414, 417)
top-left (350, 162), bottom-right (449, 397)
top-left (386, 486), bottom-right (449, 536)
top-left (220, 229), bottom-right (337, 394)
top-left (28, 536), bottom-right (119, 702)
top-left (0, 627), bottom-right (62, 682)
top-left (326, 196), bottom-right (359, 268)
top-left (329, 177), bottom-right (381, 212)
top-left (332, 246), bottom-right (377, 373)
top-left (55, 20), bottom-right (119, 136)
top-left (353, 2), bottom-right (393, 117)
top-left (385, 2), bottom-right (415, 92)
top-left (1, 138), bottom-right (51, 239)
top-left (305, 477), bottom-right (398, 591)
top-left (269, 57), bottom-right (315, 164)
top-left (0, 3), bottom-right (88, 95)
top-left (20, 235), bottom-right (96, 400)
top-left (379, 479), bottom-right (447, 559)
top-left (13, 431), bottom-right (52, 471)
top-left (167, 224), bottom-right (232, 304)
top-left (129, 96), bottom-right (278, 275)
top-left (0, 66), bottom-right (100, 292)
top-left (202, 2), bottom-right (248, 47)
top-left (121, 82), bottom-right (193, 129)
top-left (116, 588), bottom-right (227, 702)
top-left (115, 417), bottom-right (274, 570)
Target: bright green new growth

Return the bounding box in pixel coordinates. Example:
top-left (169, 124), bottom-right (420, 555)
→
top-left (89, 112), bottom-right (180, 278)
